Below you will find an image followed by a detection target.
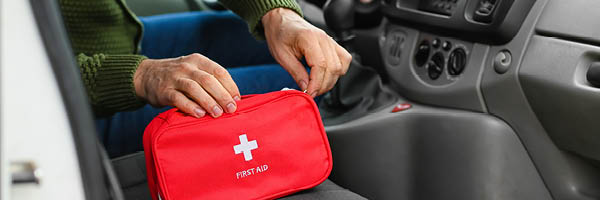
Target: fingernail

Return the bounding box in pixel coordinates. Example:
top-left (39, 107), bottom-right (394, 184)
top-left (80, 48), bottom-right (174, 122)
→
top-left (212, 106), bottom-right (223, 118)
top-left (310, 91), bottom-right (318, 98)
top-left (299, 80), bottom-right (308, 91)
top-left (234, 96), bottom-right (241, 101)
top-left (226, 102), bottom-right (237, 113)
top-left (194, 108), bottom-right (206, 118)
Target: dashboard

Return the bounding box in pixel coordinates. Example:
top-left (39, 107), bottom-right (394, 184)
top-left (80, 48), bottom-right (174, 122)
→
top-left (380, 0), bottom-right (535, 44)
top-left (365, 0), bottom-right (536, 112)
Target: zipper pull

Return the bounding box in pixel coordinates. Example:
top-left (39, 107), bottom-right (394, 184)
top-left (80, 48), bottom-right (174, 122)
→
top-left (281, 87), bottom-right (308, 93)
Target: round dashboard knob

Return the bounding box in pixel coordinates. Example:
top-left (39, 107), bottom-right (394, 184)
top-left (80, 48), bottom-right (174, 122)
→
top-left (448, 48), bottom-right (467, 75)
top-left (428, 52), bottom-right (445, 80)
top-left (415, 40), bottom-right (431, 67)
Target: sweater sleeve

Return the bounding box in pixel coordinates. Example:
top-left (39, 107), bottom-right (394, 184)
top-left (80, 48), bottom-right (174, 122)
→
top-left (218, 0), bottom-right (303, 40)
top-left (77, 53), bottom-right (147, 117)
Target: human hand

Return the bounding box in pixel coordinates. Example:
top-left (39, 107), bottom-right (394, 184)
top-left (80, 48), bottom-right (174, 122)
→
top-left (133, 54), bottom-right (241, 118)
top-left (262, 8), bottom-right (352, 97)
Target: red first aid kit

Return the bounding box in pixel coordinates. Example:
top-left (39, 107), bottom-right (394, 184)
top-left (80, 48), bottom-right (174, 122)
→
top-left (143, 90), bottom-right (333, 200)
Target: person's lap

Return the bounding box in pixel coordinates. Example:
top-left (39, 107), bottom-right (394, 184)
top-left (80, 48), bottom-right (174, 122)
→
top-left (97, 11), bottom-right (299, 158)
top-left (139, 11), bottom-right (275, 67)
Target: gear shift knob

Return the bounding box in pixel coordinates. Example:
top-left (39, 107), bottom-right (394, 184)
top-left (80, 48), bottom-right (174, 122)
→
top-left (323, 0), bottom-right (356, 108)
top-left (323, 0), bottom-right (355, 42)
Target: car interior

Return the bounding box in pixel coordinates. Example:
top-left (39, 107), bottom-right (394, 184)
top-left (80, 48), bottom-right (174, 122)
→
top-left (31, 0), bottom-right (600, 199)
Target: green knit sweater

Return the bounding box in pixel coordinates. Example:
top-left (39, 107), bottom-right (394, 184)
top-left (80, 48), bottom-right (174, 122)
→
top-left (58, 0), bottom-right (302, 116)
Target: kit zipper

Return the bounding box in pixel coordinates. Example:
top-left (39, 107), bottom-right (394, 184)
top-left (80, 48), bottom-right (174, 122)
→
top-left (160, 92), bottom-right (312, 130)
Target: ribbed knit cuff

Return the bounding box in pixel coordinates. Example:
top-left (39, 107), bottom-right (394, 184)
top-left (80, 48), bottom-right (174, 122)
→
top-left (220, 0), bottom-right (303, 40)
top-left (78, 54), bottom-right (147, 116)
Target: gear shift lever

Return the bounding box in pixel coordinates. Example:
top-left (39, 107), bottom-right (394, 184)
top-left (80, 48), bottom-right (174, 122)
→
top-left (319, 0), bottom-right (398, 125)
top-left (323, 0), bottom-right (356, 108)
top-left (324, 0), bottom-right (356, 47)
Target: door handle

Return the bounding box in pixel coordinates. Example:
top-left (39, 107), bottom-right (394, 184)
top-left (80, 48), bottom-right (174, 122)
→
top-left (11, 161), bottom-right (41, 185)
top-left (587, 62), bottom-right (600, 87)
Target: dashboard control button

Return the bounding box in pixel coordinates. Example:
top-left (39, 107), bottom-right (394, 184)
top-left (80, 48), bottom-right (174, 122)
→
top-left (419, 0), bottom-right (456, 16)
top-left (415, 40), bottom-right (431, 67)
top-left (494, 50), bottom-right (512, 74)
top-left (432, 38), bottom-right (441, 48)
top-left (428, 52), bottom-right (445, 80)
top-left (448, 48), bottom-right (467, 75)
top-left (442, 41), bottom-right (452, 51)
top-left (391, 103), bottom-right (412, 113)
top-left (474, 0), bottom-right (499, 23)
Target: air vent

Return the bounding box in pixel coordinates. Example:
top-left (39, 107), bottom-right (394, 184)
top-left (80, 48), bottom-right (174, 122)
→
top-left (385, 31), bottom-right (406, 66)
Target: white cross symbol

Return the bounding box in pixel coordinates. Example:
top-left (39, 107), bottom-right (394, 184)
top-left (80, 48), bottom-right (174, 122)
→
top-left (233, 134), bottom-right (258, 161)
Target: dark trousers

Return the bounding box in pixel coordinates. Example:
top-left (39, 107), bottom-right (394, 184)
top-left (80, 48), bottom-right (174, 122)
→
top-left (96, 11), bottom-right (300, 158)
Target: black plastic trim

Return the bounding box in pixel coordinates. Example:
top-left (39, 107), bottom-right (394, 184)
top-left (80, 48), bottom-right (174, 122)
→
top-left (29, 0), bottom-right (109, 199)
